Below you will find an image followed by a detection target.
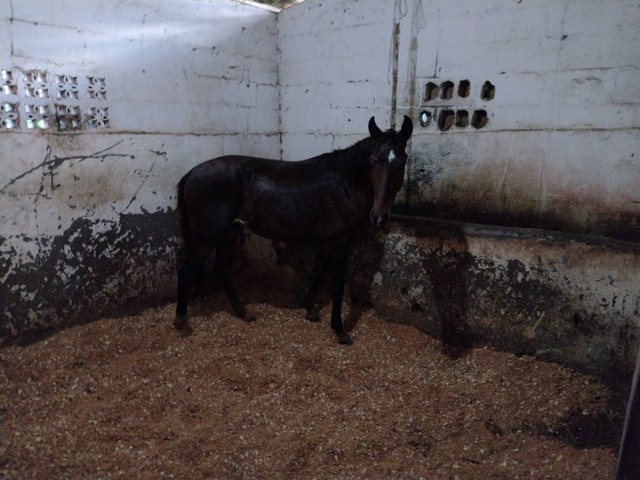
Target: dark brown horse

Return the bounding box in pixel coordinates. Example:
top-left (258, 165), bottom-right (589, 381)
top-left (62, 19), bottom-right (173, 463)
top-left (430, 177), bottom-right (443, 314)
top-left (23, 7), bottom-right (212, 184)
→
top-left (174, 116), bottom-right (413, 344)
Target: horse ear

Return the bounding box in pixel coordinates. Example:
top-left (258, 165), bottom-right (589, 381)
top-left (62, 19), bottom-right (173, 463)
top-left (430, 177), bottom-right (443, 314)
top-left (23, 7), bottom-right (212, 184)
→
top-left (400, 115), bottom-right (413, 141)
top-left (368, 116), bottom-right (383, 138)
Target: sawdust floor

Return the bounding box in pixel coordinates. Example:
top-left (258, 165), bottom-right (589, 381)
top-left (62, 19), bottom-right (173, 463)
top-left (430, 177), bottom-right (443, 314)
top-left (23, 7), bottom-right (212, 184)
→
top-left (0, 293), bottom-right (627, 479)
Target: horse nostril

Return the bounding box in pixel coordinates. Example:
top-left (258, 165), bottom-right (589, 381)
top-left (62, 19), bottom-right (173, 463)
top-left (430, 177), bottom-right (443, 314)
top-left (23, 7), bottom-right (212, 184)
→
top-left (369, 210), bottom-right (388, 227)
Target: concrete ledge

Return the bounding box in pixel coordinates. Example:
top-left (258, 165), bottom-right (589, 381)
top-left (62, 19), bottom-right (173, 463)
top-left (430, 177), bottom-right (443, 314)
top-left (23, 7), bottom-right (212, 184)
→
top-left (243, 216), bottom-right (640, 378)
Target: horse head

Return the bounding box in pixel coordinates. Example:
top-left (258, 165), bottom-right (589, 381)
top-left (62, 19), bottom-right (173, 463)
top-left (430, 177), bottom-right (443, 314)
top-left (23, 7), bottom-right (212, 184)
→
top-left (367, 115), bottom-right (413, 227)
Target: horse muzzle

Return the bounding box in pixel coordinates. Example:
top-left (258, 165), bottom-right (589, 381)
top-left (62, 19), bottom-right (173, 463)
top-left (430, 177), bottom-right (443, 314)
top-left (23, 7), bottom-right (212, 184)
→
top-left (369, 209), bottom-right (389, 228)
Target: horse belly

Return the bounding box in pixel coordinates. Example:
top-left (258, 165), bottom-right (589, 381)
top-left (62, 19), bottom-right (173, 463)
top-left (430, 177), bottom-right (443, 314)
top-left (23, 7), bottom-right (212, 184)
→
top-left (242, 196), bottom-right (318, 240)
top-left (242, 190), bottom-right (361, 241)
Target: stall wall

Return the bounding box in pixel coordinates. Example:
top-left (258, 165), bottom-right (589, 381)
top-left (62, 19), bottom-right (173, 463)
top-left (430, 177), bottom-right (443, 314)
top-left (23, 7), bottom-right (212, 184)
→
top-left (2, 0), bottom-right (639, 350)
top-left (0, 0), bottom-right (279, 342)
top-left (279, 0), bottom-right (640, 240)
top-left (278, 1), bottom-right (395, 158)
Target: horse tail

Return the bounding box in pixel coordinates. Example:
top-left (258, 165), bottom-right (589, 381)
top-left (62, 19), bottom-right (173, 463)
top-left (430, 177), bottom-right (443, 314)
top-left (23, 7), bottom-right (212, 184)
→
top-left (175, 170), bottom-right (194, 331)
top-left (177, 171), bottom-right (192, 248)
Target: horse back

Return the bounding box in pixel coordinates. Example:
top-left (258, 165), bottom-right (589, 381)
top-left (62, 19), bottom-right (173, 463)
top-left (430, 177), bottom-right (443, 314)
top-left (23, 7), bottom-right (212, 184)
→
top-left (179, 155), bottom-right (368, 242)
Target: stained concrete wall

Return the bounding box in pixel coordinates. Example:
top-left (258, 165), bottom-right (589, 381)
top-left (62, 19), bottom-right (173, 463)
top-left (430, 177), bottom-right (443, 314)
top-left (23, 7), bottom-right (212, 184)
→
top-left (279, 0), bottom-right (640, 241)
top-left (274, 0), bottom-right (640, 376)
top-left (238, 219), bottom-right (640, 377)
top-left (0, 0), bottom-right (279, 342)
top-left (362, 218), bottom-right (640, 377)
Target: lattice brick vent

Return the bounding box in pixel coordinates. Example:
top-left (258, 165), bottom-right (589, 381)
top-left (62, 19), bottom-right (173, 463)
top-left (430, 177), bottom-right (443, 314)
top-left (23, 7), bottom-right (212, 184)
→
top-left (419, 79), bottom-right (493, 131)
top-left (0, 67), bottom-right (109, 131)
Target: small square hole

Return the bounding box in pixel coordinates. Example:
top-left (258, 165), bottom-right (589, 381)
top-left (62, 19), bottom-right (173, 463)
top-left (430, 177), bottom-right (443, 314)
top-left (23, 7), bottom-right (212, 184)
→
top-left (425, 82), bottom-right (439, 102)
top-left (438, 110), bottom-right (455, 131)
top-left (440, 81), bottom-right (454, 100)
top-left (458, 80), bottom-right (470, 98)
top-left (481, 81), bottom-right (495, 100)
top-left (455, 110), bottom-right (469, 128)
top-left (471, 110), bottom-right (488, 129)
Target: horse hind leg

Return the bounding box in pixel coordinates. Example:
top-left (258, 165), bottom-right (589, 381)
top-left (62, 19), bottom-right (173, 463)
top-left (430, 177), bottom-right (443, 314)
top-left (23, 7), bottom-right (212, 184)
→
top-left (328, 241), bottom-right (353, 346)
top-left (303, 243), bottom-right (330, 322)
top-left (214, 226), bottom-right (255, 322)
top-left (174, 245), bottom-right (209, 336)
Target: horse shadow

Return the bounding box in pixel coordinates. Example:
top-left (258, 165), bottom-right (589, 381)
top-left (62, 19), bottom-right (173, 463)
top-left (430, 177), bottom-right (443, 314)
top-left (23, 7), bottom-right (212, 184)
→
top-left (347, 217), bottom-right (472, 358)
top-left (189, 218), bottom-right (472, 358)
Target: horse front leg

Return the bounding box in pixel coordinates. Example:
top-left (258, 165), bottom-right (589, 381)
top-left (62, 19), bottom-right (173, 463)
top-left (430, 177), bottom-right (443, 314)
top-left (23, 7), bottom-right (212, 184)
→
top-left (303, 243), bottom-right (330, 322)
top-left (329, 241), bottom-right (352, 345)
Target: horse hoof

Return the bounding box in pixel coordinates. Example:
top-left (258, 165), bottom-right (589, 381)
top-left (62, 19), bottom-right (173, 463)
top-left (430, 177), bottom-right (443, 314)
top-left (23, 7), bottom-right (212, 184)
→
top-left (242, 310), bottom-right (257, 322)
top-left (336, 331), bottom-right (353, 346)
top-left (305, 310), bottom-right (321, 322)
top-left (174, 319), bottom-right (193, 337)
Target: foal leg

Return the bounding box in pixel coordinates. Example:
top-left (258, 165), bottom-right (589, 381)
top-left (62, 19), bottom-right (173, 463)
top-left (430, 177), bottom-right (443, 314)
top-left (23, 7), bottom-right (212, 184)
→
top-left (303, 243), bottom-right (330, 322)
top-left (329, 242), bottom-right (352, 345)
top-left (214, 227), bottom-right (255, 321)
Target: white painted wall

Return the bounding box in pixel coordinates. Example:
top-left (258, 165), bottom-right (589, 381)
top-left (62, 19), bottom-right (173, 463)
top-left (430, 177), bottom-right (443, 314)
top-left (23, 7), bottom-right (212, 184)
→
top-left (402, 0), bottom-right (640, 236)
top-left (0, 0), bottom-right (279, 340)
top-left (279, 0), bottom-right (640, 237)
top-left (278, 1), bottom-right (396, 158)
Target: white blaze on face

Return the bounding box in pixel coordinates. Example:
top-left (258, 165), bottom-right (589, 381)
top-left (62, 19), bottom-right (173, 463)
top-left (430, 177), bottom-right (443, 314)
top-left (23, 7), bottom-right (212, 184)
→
top-left (387, 150), bottom-right (396, 163)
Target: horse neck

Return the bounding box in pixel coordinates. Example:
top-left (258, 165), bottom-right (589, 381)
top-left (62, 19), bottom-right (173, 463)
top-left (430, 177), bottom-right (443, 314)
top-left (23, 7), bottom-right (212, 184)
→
top-left (325, 137), bottom-right (376, 191)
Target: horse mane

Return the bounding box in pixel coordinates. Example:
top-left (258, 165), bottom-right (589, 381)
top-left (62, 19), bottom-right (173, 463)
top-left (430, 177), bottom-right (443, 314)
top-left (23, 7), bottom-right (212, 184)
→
top-left (311, 130), bottom-right (397, 185)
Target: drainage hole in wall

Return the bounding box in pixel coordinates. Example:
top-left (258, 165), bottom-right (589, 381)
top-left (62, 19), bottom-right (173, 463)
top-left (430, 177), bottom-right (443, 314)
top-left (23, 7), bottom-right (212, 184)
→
top-left (471, 110), bottom-right (488, 129)
top-left (438, 109), bottom-right (455, 131)
top-left (425, 82), bottom-right (439, 101)
top-left (481, 81), bottom-right (495, 100)
top-left (456, 110), bottom-right (469, 128)
top-left (458, 80), bottom-right (470, 98)
top-left (419, 110), bottom-right (432, 127)
top-left (440, 81), bottom-right (454, 100)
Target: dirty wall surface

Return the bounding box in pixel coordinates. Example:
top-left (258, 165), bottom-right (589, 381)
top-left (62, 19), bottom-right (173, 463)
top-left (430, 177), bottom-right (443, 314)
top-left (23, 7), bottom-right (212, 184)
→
top-left (240, 219), bottom-right (640, 377)
top-left (364, 218), bottom-right (640, 377)
top-left (0, 0), bottom-right (280, 343)
top-left (279, 0), bottom-right (640, 240)
top-left (2, 0), bottom-right (640, 361)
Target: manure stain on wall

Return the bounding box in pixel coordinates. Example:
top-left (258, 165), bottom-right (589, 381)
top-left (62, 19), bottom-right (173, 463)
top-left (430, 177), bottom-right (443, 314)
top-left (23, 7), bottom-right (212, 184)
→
top-left (0, 210), bottom-right (180, 345)
top-left (356, 220), bottom-right (640, 376)
top-left (0, 137), bottom-right (184, 345)
top-left (407, 142), bottom-right (640, 242)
